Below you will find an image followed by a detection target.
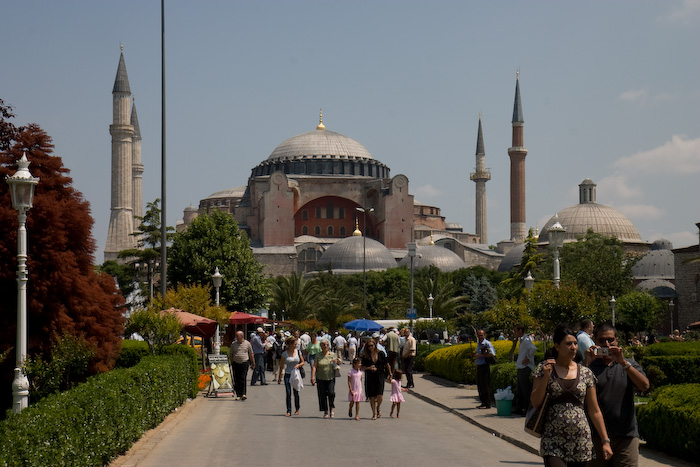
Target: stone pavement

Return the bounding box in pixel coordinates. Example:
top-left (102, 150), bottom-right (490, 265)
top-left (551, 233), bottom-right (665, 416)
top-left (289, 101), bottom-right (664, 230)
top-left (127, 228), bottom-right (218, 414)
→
top-left (111, 370), bottom-right (693, 466)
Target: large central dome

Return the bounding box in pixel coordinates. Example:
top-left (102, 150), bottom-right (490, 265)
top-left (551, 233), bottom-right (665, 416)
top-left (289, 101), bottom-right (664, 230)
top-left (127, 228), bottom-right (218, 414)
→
top-left (268, 128), bottom-right (373, 162)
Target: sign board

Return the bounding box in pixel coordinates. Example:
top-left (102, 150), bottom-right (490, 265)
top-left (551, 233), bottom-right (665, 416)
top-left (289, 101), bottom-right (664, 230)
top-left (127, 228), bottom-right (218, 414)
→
top-left (207, 354), bottom-right (234, 396)
top-left (406, 308), bottom-right (417, 319)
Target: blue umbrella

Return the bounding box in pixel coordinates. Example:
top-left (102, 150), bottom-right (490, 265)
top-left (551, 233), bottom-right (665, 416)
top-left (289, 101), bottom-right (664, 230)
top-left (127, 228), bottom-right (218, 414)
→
top-left (343, 319), bottom-right (383, 332)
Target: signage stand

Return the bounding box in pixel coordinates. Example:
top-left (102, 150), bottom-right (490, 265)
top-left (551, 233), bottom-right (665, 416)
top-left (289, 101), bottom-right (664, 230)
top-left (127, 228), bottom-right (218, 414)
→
top-left (206, 354), bottom-right (235, 397)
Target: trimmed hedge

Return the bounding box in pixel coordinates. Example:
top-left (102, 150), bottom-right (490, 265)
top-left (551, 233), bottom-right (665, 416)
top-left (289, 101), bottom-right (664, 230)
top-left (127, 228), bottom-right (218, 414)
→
top-left (414, 343), bottom-right (449, 372)
top-left (637, 383), bottom-right (700, 462)
top-left (638, 355), bottom-right (700, 387)
top-left (0, 353), bottom-right (198, 467)
top-left (423, 341), bottom-right (521, 384)
top-left (115, 339), bottom-right (149, 368)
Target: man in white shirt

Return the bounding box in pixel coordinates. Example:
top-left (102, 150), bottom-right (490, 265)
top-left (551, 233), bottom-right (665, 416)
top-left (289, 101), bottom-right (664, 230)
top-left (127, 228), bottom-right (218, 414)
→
top-left (401, 328), bottom-right (417, 388)
top-left (514, 324), bottom-right (536, 415)
top-left (347, 332), bottom-right (358, 362)
top-left (333, 332), bottom-right (346, 362)
top-left (577, 319), bottom-right (595, 360)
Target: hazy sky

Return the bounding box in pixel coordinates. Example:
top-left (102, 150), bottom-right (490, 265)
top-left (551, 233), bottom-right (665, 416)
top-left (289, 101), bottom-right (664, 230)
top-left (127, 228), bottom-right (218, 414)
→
top-left (3, 1), bottom-right (699, 259)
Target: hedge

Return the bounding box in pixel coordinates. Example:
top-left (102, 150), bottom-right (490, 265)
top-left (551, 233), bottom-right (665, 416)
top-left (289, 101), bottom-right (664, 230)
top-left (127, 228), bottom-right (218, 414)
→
top-left (637, 383), bottom-right (700, 462)
top-left (639, 355), bottom-right (700, 388)
top-left (115, 339), bottom-right (149, 368)
top-left (0, 353), bottom-right (198, 467)
top-left (423, 341), bottom-right (519, 384)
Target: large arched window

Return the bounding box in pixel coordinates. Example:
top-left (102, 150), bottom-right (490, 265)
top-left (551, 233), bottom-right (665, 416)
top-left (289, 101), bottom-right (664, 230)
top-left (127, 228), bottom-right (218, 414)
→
top-left (314, 226), bottom-right (321, 236)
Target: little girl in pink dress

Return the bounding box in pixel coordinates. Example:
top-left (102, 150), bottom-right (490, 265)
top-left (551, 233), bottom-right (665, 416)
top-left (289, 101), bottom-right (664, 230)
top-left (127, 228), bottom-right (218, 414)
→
top-left (390, 368), bottom-right (408, 418)
top-left (348, 357), bottom-right (364, 420)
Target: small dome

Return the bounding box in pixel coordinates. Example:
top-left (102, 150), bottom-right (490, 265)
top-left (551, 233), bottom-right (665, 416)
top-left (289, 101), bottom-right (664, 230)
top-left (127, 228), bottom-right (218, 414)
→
top-left (268, 129), bottom-right (373, 162)
top-left (637, 279), bottom-right (677, 299)
top-left (206, 186), bottom-right (247, 199)
top-left (498, 243), bottom-right (526, 272)
top-left (398, 245), bottom-right (465, 272)
top-left (651, 238), bottom-right (673, 251)
top-left (317, 236), bottom-right (396, 272)
top-left (632, 249), bottom-right (674, 280)
top-left (184, 205), bottom-right (198, 212)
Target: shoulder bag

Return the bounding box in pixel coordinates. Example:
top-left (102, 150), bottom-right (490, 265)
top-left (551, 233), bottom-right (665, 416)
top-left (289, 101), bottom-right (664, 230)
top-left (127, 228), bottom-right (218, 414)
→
top-left (524, 392), bottom-right (549, 437)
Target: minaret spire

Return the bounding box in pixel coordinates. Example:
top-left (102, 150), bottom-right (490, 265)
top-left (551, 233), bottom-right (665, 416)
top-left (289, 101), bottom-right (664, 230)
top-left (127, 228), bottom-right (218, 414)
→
top-left (131, 96), bottom-right (144, 227)
top-left (470, 112), bottom-right (490, 244)
top-left (508, 70), bottom-right (528, 242)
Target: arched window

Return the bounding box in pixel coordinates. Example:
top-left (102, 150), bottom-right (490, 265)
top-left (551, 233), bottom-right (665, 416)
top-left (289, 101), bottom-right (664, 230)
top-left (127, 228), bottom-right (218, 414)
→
top-left (314, 226), bottom-right (321, 236)
top-left (327, 226), bottom-right (333, 236)
top-left (340, 226), bottom-right (346, 236)
top-left (315, 206), bottom-right (322, 219)
top-left (302, 225), bottom-right (308, 235)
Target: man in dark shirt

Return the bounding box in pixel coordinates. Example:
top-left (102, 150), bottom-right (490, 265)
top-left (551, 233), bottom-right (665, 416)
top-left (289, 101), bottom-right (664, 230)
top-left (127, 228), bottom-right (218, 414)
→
top-left (586, 324), bottom-right (650, 466)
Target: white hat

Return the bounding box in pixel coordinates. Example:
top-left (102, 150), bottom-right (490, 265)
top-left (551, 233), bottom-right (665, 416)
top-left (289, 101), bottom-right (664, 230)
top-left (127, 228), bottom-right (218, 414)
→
top-left (256, 327), bottom-right (264, 333)
top-left (372, 332), bottom-right (380, 338)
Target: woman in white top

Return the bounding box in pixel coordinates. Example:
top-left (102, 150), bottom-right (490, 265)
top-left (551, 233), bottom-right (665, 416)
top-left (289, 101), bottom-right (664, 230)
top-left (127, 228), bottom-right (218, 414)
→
top-left (278, 336), bottom-right (305, 416)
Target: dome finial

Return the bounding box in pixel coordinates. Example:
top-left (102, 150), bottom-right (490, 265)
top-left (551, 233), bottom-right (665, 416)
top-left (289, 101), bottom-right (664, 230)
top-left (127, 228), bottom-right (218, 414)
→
top-left (316, 108), bottom-right (325, 130)
top-left (429, 232), bottom-right (435, 245)
top-left (352, 218), bottom-right (362, 236)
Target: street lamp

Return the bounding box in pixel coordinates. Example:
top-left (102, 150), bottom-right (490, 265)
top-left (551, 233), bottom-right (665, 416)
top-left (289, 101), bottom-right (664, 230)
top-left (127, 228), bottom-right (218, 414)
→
top-left (212, 267), bottom-right (223, 355)
top-left (668, 299), bottom-right (675, 334)
top-left (548, 214), bottom-right (566, 288)
top-left (408, 243), bottom-right (417, 322)
top-left (524, 270), bottom-right (535, 293)
top-left (427, 293), bottom-right (434, 319)
top-left (609, 296), bottom-right (616, 327)
top-left (356, 206), bottom-right (374, 315)
top-left (6, 153), bottom-right (39, 413)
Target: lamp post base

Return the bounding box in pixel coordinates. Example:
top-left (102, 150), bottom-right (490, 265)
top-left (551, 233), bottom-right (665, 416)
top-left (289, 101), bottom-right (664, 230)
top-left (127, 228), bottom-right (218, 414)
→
top-left (11, 367), bottom-right (29, 413)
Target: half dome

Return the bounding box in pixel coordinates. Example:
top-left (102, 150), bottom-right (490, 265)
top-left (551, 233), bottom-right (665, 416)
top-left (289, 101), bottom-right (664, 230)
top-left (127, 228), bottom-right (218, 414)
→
top-left (317, 236), bottom-right (396, 273)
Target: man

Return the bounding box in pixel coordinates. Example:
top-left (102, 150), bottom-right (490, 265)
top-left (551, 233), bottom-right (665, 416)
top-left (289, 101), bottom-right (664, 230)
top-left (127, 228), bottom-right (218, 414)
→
top-left (577, 319), bottom-right (595, 360)
top-left (475, 329), bottom-right (495, 409)
top-left (401, 328), bottom-right (417, 389)
top-left (347, 332), bottom-right (358, 362)
top-left (229, 331), bottom-right (255, 400)
top-left (513, 324), bottom-right (535, 415)
top-left (586, 324), bottom-right (650, 467)
top-left (250, 327), bottom-right (267, 385)
top-left (333, 332), bottom-right (346, 363)
top-left (385, 327), bottom-right (400, 370)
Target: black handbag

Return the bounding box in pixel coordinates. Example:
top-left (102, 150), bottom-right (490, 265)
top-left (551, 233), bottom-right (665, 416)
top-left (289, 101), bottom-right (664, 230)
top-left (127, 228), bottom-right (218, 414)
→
top-left (524, 393), bottom-right (549, 437)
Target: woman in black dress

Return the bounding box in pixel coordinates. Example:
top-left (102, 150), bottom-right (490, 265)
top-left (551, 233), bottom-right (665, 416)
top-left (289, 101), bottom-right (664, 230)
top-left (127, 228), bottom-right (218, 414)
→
top-left (361, 338), bottom-right (392, 420)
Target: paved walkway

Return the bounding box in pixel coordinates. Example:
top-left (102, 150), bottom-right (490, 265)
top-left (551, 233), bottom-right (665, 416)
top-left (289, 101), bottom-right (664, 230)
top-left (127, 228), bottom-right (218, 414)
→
top-left (111, 370), bottom-right (692, 466)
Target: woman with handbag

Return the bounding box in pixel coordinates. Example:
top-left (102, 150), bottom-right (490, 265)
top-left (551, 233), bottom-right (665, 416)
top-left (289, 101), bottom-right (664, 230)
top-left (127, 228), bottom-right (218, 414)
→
top-left (361, 337), bottom-right (392, 420)
top-left (311, 339), bottom-right (339, 418)
top-left (531, 324), bottom-right (613, 466)
top-left (278, 336), bottom-right (304, 417)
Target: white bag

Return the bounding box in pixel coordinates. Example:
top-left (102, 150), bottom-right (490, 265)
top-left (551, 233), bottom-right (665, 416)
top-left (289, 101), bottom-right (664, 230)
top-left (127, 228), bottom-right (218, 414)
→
top-left (291, 368), bottom-right (304, 392)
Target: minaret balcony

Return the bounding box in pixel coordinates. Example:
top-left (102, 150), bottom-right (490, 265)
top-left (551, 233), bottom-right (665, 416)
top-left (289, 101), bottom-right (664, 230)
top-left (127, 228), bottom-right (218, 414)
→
top-left (470, 170), bottom-right (491, 181)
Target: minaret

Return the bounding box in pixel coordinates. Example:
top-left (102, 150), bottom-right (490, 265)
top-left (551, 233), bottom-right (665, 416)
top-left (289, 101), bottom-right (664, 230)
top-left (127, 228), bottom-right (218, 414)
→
top-left (470, 113), bottom-right (490, 244)
top-left (131, 97), bottom-right (144, 226)
top-left (105, 45), bottom-right (136, 261)
top-left (508, 71), bottom-right (527, 242)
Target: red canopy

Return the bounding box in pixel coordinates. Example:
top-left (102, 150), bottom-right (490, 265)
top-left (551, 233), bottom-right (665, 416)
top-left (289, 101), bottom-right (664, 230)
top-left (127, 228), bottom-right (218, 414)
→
top-left (229, 312), bottom-right (267, 325)
top-left (163, 308), bottom-right (218, 338)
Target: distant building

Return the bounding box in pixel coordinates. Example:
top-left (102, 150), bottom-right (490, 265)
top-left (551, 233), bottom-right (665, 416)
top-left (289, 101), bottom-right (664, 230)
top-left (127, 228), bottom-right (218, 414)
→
top-left (672, 224), bottom-right (700, 332)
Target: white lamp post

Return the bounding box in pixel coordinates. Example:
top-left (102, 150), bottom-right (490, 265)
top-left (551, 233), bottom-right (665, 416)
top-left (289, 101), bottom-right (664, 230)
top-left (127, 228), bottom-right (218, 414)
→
top-left (609, 296), bottom-right (616, 327)
top-left (356, 206), bottom-right (374, 315)
top-left (524, 270), bottom-right (535, 293)
top-left (408, 242), bottom-right (416, 321)
top-left (6, 153), bottom-right (39, 413)
top-left (548, 214), bottom-right (566, 288)
top-left (427, 293), bottom-right (434, 319)
top-left (212, 267), bottom-right (223, 355)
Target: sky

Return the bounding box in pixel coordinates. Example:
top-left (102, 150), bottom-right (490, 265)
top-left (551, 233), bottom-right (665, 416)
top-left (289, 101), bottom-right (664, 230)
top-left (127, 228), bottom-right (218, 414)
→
top-left (3, 1), bottom-right (700, 260)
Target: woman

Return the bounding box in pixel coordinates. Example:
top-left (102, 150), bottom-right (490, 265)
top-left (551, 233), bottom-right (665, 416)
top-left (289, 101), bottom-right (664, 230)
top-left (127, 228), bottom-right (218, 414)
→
top-left (305, 333), bottom-right (322, 381)
top-left (531, 324), bottom-right (613, 466)
top-left (361, 338), bottom-right (391, 420)
top-left (278, 336), bottom-right (304, 416)
top-left (311, 339), bottom-right (339, 418)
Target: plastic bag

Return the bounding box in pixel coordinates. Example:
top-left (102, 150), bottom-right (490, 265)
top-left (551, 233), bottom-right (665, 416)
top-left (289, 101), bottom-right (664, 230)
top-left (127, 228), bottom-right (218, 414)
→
top-left (291, 368), bottom-right (304, 392)
top-left (494, 386), bottom-right (514, 401)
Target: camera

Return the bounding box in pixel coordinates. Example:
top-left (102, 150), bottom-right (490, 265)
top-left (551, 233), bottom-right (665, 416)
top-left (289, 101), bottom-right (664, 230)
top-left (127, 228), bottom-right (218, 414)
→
top-left (594, 347), bottom-right (610, 357)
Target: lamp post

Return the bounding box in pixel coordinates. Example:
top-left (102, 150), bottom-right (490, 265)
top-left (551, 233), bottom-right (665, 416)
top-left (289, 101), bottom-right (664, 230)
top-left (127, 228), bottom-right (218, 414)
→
top-left (427, 293), bottom-right (434, 319)
top-left (6, 153), bottom-right (39, 413)
top-left (668, 299), bottom-right (675, 334)
top-left (356, 206), bottom-right (374, 315)
top-left (548, 215), bottom-right (566, 288)
top-left (212, 267), bottom-right (223, 355)
top-left (609, 296), bottom-right (616, 327)
top-left (408, 243), bottom-right (416, 322)
top-left (524, 270), bottom-right (535, 293)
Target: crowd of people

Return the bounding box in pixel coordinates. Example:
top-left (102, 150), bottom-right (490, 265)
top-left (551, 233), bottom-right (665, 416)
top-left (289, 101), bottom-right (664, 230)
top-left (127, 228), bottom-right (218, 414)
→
top-left (227, 326), bottom-right (416, 421)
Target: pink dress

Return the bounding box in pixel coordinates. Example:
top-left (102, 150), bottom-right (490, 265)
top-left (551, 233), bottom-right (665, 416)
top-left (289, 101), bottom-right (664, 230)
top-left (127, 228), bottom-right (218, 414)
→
top-left (390, 379), bottom-right (405, 403)
top-left (348, 368), bottom-right (364, 402)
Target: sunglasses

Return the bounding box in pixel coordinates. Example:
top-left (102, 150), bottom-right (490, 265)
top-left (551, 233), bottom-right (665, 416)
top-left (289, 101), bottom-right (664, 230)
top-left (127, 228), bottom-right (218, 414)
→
top-left (596, 337), bottom-right (616, 345)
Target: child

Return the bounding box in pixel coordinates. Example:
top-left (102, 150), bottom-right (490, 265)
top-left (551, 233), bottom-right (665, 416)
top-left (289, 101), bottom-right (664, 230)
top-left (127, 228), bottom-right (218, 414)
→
top-left (347, 357), bottom-right (364, 420)
top-left (389, 368), bottom-right (407, 418)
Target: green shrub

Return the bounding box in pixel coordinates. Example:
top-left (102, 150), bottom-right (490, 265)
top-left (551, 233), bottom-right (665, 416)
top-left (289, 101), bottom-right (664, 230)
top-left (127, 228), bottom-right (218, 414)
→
top-left (0, 354), bottom-right (198, 467)
top-left (414, 343), bottom-right (448, 372)
top-left (639, 355), bottom-right (700, 387)
top-left (161, 344), bottom-right (199, 398)
top-left (115, 339), bottom-right (149, 368)
top-left (424, 344), bottom-right (475, 383)
top-left (637, 383), bottom-right (700, 462)
top-left (644, 364), bottom-right (667, 390)
top-left (490, 362), bottom-right (518, 394)
top-left (644, 341), bottom-right (700, 356)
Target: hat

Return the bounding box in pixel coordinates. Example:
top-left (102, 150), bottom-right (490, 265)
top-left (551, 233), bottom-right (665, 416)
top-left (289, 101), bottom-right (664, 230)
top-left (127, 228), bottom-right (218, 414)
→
top-left (372, 332), bottom-right (380, 338)
top-left (256, 327), bottom-right (264, 333)
top-left (284, 331), bottom-right (291, 337)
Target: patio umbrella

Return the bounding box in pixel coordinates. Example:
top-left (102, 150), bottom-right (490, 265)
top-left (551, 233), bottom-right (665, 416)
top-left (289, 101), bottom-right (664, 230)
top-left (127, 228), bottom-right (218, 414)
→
top-left (163, 308), bottom-right (218, 338)
top-left (229, 312), bottom-right (267, 325)
top-left (343, 318), bottom-right (383, 332)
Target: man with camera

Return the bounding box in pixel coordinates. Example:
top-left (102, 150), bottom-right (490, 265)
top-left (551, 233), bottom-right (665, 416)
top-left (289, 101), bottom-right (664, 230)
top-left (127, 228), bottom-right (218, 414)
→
top-left (586, 324), bottom-right (650, 466)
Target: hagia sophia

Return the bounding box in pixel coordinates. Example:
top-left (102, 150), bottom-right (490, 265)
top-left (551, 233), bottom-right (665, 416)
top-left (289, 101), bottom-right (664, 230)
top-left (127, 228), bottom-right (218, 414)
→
top-left (105, 50), bottom-right (700, 333)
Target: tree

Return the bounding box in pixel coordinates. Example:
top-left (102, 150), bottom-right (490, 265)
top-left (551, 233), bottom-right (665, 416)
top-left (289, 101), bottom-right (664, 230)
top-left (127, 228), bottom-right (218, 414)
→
top-left (502, 228), bottom-right (548, 298)
top-left (1, 114), bottom-right (125, 410)
top-left (415, 268), bottom-right (468, 319)
top-left (155, 283), bottom-right (229, 325)
top-left (314, 283), bottom-right (355, 331)
top-left (168, 211), bottom-right (267, 311)
top-left (615, 291), bottom-right (665, 334)
top-left (557, 229), bottom-right (636, 300)
top-left (460, 274), bottom-right (497, 313)
top-left (528, 282), bottom-right (604, 335)
top-left (125, 307), bottom-right (181, 355)
top-left (270, 272), bottom-right (321, 321)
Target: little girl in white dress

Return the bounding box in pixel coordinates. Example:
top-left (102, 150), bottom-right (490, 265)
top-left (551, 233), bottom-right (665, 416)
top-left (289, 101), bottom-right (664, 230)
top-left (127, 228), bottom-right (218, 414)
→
top-left (347, 357), bottom-right (364, 420)
top-left (390, 368), bottom-right (408, 418)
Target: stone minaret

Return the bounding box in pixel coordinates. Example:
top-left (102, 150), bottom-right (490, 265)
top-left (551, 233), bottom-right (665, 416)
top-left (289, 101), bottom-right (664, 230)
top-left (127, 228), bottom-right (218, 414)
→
top-left (508, 72), bottom-right (527, 242)
top-left (470, 113), bottom-right (490, 244)
top-left (105, 46), bottom-right (136, 261)
top-left (131, 97), bottom-right (144, 227)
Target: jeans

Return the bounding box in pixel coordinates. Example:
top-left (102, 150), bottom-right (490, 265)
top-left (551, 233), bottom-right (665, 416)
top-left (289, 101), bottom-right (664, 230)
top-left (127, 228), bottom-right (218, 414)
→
top-left (316, 379), bottom-right (336, 412)
top-left (231, 361), bottom-right (249, 397)
top-left (284, 373), bottom-right (300, 414)
top-left (251, 353), bottom-right (266, 384)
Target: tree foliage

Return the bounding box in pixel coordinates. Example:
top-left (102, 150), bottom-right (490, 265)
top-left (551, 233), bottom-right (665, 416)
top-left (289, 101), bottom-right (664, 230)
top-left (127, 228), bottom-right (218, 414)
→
top-left (1, 105), bottom-right (125, 410)
top-left (269, 272), bottom-right (321, 321)
top-left (528, 282), bottom-right (604, 334)
top-left (125, 307), bottom-right (181, 355)
top-left (168, 211), bottom-right (267, 312)
top-left (155, 283), bottom-right (229, 325)
top-left (616, 291), bottom-right (666, 334)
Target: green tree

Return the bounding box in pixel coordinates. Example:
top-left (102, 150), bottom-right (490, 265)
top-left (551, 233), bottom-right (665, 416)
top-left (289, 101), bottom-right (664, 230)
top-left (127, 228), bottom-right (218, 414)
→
top-left (125, 307), bottom-right (181, 355)
top-left (528, 282), bottom-right (604, 334)
top-left (502, 228), bottom-right (547, 297)
top-left (314, 283), bottom-right (355, 331)
top-left (557, 229), bottom-right (635, 300)
top-left (168, 211), bottom-right (267, 312)
top-left (155, 283), bottom-right (229, 325)
top-left (270, 272), bottom-right (321, 321)
top-left (415, 269), bottom-right (468, 319)
top-left (616, 291), bottom-right (665, 334)
top-left (460, 274), bottom-right (497, 313)
top-left (482, 297), bottom-right (533, 336)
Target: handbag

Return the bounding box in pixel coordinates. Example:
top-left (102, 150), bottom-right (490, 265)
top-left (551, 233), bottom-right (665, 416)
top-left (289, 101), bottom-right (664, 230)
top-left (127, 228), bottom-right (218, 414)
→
top-left (524, 393), bottom-right (549, 437)
top-left (299, 365), bottom-right (306, 379)
top-left (334, 364), bottom-right (341, 378)
top-left (291, 368), bottom-right (304, 392)
top-left (486, 356), bottom-right (497, 365)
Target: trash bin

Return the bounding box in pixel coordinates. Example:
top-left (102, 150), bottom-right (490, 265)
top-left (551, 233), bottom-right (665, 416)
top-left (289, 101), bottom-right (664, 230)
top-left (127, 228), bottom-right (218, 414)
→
top-left (496, 399), bottom-right (512, 416)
